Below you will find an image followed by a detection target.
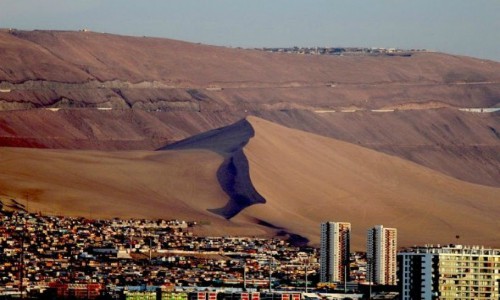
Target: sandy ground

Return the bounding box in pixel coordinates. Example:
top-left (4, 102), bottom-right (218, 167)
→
top-left (0, 116), bottom-right (498, 249)
top-left (240, 117), bottom-right (500, 249)
top-left (0, 148), bottom-right (229, 222)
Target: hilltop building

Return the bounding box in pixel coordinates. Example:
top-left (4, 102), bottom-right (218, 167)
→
top-left (367, 225), bottom-right (397, 285)
top-left (320, 222), bottom-right (351, 283)
top-left (398, 245), bottom-right (500, 300)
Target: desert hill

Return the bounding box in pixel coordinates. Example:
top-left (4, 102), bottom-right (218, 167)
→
top-left (2, 30), bottom-right (499, 85)
top-left (0, 30), bottom-right (499, 187)
top-left (0, 116), bottom-right (498, 249)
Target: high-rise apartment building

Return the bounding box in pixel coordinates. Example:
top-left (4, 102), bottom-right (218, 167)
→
top-left (398, 245), bottom-right (500, 300)
top-left (367, 225), bottom-right (397, 285)
top-left (320, 222), bottom-right (351, 283)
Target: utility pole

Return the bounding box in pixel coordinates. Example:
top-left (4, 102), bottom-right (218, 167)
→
top-left (129, 230), bottom-right (133, 254)
top-left (15, 211), bottom-right (23, 299)
top-left (305, 261), bottom-right (308, 293)
top-left (367, 258), bottom-right (372, 300)
top-left (304, 254), bottom-right (310, 293)
top-left (243, 261), bottom-right (247, 291)
top-left (149, 237), bottom-right (152, 262)
top-left (20, 221), bottom-right (25, 300)
top-left (17, 196), bottom-right (28, 300)
top-left (344, 264), bottom-right (347, 293)
top-left (269, 256), bottom-right (273, 293)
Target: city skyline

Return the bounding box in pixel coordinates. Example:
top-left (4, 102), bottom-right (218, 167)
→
top-left (1, 0), bottom-right (499, 62)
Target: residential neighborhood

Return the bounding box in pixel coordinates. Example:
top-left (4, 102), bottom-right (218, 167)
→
top-left (0, 210), bottom-right (326, 298)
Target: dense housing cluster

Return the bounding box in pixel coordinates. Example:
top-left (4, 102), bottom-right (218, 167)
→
top-left (0, 211), bottom-right (320, 297)
top-left (2, 211), bottom-right (498, 299)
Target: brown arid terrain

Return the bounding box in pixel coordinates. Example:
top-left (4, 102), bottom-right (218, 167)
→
top-left (0, 30), bottom-right (499, 248)
top-left (0, 30), bottom-right (499, 187)
top-left (0, 116), bottom-right (498, 250)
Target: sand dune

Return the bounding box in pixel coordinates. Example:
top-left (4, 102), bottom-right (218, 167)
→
top-left (159, 119), bottom-right (265, 219)
top-left (1, 116), bottom-right (497, 249)
top-left (238, 117), bottom-right (500, 249)
top-left (0, 148), bottom-right (235, 229)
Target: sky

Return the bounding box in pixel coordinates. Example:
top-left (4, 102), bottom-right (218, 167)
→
top-left (1, 0), bottom-right (499, 61)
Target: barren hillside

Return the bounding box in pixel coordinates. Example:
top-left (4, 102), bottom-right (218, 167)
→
top-left (0, 30), bottom-right (499, 186)
top-left (0, 117), bottom-right (498, 249)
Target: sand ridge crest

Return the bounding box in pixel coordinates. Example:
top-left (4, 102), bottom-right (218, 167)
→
top-left (239, 116), bottom-right (500, 249)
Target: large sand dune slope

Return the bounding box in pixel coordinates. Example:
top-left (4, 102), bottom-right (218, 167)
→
top-left (0, 148), bottom-right (226, 219)
top-left (1, 116), bottom-right (497, 249)
top-left (0, 147), bottom-right (272, 237)
top-left (237, 117), bottom-right (499, 249)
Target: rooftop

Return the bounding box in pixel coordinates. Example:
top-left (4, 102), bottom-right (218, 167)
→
top-left (399, 244), bottom-right (500, 256)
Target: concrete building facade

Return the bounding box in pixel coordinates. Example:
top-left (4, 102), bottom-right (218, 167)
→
top-left (398, 245), bottom-right (500, 300)
top-left (367, 225), bottom-right (397, 285)
top-left (320, 222), bottom-right (351, 283)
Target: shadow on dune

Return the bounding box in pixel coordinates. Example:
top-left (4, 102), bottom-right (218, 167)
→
top-left (256, 219), bottom-right (309, 246)
top-left (158, 118), bottom-right (266, 219)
